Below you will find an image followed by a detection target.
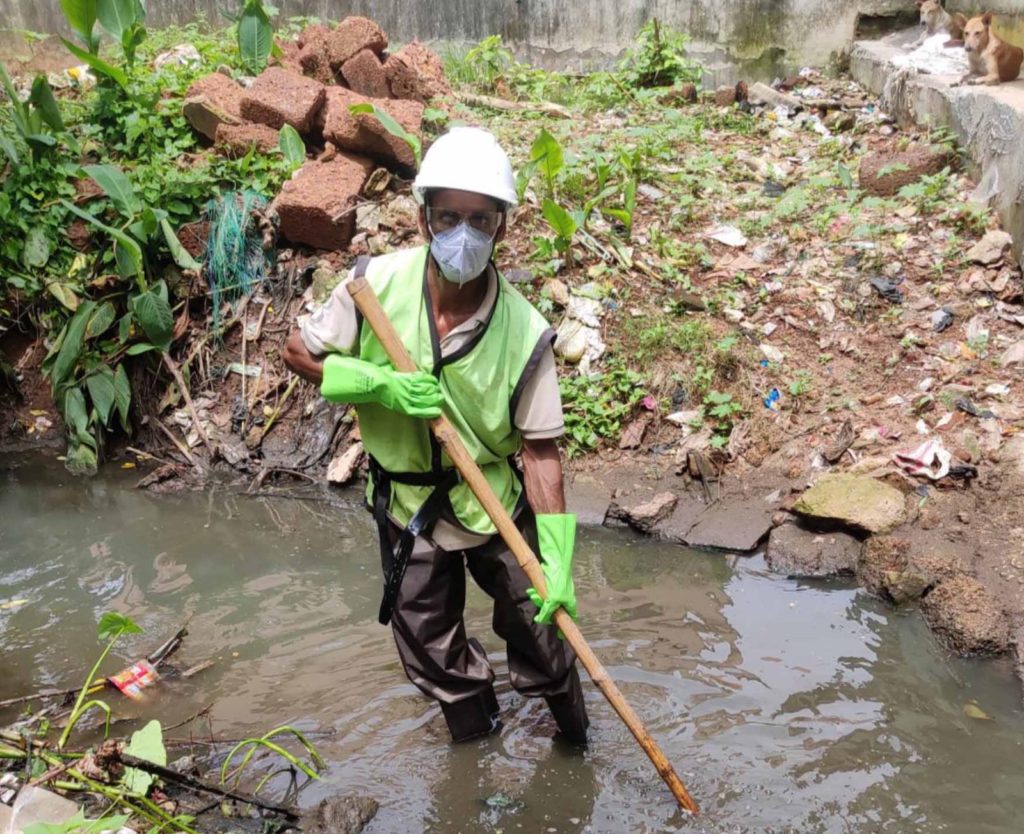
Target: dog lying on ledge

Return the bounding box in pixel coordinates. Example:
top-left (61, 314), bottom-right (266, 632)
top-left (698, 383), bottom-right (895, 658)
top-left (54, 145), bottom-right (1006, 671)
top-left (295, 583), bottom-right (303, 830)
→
top-left (959, 12), bottom-right (1024, 85)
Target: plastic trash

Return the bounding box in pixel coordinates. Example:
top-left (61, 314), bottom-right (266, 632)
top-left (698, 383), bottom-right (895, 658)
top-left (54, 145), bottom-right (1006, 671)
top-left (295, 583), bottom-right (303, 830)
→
top-left (869, 275), bottom-right (903, 304)
top-left (955, 398), bottom-right (996, 419)
top-left (107, 660), bottom-right (159, 700)
top-left (893, 438), bottom-right (951, 480)
top-left (763, 388), bottom-right (781, 411)
top-left (931, 307), bottom-right (954, 332)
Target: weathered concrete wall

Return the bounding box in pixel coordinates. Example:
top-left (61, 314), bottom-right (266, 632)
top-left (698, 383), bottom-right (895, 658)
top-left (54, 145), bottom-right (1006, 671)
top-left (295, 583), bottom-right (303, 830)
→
top-left (0, 0), bottom-right (950, 80)
top-left (4, 0), bottom-right (1022, 80)
top-left (851, 32), bottom-right (1024, 269)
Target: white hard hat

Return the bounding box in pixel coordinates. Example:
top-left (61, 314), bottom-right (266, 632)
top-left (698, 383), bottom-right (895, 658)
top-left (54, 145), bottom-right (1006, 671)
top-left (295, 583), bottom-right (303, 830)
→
top-left (413, 126), bottom-right (518, 208)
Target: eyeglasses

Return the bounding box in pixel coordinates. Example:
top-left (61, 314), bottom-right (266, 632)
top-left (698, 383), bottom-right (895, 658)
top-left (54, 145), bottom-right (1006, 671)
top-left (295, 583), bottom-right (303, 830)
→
top-left (426, 207), bottom-right (503, 236)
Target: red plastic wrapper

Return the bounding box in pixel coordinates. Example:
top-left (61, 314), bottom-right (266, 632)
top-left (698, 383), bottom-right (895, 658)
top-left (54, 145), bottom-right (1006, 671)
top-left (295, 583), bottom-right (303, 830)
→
top-left (107, 660), bottom-right (159, 699)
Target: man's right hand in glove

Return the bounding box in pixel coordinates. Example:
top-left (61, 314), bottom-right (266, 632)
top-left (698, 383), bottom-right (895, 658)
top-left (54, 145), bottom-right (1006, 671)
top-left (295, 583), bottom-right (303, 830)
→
top-left (320, 354), bottom-right (443, 419)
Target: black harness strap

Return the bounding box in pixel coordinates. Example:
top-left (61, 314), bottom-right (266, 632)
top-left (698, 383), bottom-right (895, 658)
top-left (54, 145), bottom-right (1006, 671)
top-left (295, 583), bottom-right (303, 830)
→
top-left (369, 455), bottom-right (459, 626)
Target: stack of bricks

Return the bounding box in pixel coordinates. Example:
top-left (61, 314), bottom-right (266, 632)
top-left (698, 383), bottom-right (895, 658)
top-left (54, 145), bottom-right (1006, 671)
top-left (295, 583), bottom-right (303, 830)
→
top-left (181, 16), bottom-right (451, 251)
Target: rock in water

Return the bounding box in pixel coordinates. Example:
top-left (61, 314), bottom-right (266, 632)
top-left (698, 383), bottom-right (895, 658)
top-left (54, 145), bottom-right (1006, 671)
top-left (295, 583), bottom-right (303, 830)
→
top-left (303, 796), bottom-right (379, 834)
top-left (766, 523), bottom-right (861, 577)
top-left (920, 576), bottom-right (1011, 656)
top-left (605, 492), bottom-right (678, 533)
top-left (793, 473), bottom-right (906, 534)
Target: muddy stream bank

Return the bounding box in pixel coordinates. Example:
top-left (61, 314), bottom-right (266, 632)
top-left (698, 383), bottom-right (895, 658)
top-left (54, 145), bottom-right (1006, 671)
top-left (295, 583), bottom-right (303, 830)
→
top-left (2, 453), bottom-right (1023, 832)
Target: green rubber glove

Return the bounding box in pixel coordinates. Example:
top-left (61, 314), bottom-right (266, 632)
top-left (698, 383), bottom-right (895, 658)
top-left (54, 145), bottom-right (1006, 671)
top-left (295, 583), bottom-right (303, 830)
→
top-left (320, 353), bottom-right (443, 419)
top-left (526, 513), bottom-right (578, 626)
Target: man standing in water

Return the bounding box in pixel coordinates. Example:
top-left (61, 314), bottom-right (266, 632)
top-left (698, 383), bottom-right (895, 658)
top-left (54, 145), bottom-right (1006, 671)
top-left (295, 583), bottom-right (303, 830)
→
top-left (283, 127), bottom-right (588, 744)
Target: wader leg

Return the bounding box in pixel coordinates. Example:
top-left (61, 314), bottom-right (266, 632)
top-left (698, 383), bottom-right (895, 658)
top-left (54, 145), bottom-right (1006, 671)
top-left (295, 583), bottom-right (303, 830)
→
top-left (388, 529), bottom-right (500, 742)
top-left (465, 513), bottom-right (589, 744)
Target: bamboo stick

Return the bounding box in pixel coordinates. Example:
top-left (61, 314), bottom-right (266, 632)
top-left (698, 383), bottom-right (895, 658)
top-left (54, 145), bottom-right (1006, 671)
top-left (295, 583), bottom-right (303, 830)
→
top-left (347, 277), bottom-right (699, 814)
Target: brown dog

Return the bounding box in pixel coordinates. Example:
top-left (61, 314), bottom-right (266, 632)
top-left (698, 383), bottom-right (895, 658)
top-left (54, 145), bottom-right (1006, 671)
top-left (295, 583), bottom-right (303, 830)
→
top-left (960, 13), bottom-right (1024, 84)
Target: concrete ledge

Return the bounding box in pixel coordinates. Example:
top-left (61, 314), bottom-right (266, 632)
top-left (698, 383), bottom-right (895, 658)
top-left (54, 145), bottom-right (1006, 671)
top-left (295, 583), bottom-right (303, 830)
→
top-left (851, 31), bottom-right (1024, 269)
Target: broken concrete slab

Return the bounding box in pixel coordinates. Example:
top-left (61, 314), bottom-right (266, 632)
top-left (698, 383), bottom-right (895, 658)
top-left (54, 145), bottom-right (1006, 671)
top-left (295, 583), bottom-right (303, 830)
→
top-left (273, 152), bottom-right (373, 250)
top-left (327, 441), bottom-right (364, 485)
top-left (9, 785), bottom-right (80, 831)
top-left (319, 87), bottom-right (423, 170)
top-left (765, 522), bottom-right (861, 577)
top-left (851, 33), bottom-right (1024, 269)
top-left (240, 67), bottom-right (326, 134)
top-left (565, 472), bottom-right (613, 527)
top-left (967, 229), bottom-right (1014, 266)
top-left (214, 122), bottom-right (282, 158)
top-left (342, 48), bottom-right (390, 98)
top-left (682, 497), bottom-right (775, 551)
top-left (605, 491), bottom-right (677, 534)
top-left (921, 575), bottom-right (1011, 656)
top-left (793, 473), bottom-right (907, 534)
top-left (327, 16), bottom-right (387, 69)
top-left (384, 40), bottom-right (451, 102)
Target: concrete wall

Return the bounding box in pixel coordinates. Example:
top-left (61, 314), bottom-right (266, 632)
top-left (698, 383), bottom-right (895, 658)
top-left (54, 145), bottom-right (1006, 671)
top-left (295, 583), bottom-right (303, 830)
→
top-left (3, 0), bottom-right (1022, 80)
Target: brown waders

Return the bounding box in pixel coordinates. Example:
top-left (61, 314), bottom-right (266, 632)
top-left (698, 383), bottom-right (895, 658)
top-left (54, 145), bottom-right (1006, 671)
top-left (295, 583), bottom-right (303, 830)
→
top-left (383, 510), bottom-right (589, 743)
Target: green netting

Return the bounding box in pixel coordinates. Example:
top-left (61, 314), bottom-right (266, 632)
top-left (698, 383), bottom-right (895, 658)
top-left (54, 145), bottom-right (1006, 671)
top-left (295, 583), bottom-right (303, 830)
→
top-left (203, 190), bottom-right (271, 331)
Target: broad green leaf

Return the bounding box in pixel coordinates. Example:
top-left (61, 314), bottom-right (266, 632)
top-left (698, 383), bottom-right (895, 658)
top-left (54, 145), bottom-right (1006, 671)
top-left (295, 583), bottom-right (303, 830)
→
top-left (63, 385), bottom-right (92, 442)
top-left (22, 226), bottom-right (51, 269)
top-left (123, 719), bottom-right (166, 795)
top-left (238, 0), bottom-right (273, 74)
top-left (278, 124), bottom-right (306, 168)
top-left (0, 63), bottom-right (28, 134)
top-left (49, 300), bottom-right (96, 387)
top-left (97, 611), bottom-right (142, 641)
top-left (58, 0), bottom-right (99, 50)
top-left (541, 199), bottom-right (577, 241)
top-left (86, 301), bottom-right (116, 338)
top-left (60, 39), bottom-right (129, 90)
top-left (113, 363), bottom-right (131, 431)
top-left (23, 809), bottom-right (129, 834)
top-left (130, 289), bottom-right (173, 352)
top-left (82, 163), bottom-right (141, 218)
top-left (125, 342), bottom-right (158, 355)
top-left (348, 103), bottom-right (422, 167)
top-left (0, 134), bottom-right (20, 166)
top-left (531, 129), bottom-right (563, 186)
top-left (61, 200), bottom-right (144, 281)
top-left (97, 0), bottom-right (140, 40)
top-left (160, 218), bottom-right (201, 270)
top-left (47, 282), bottom-right (80, 312)
top-left (29, 75), bottom-right (64, 132)
top-left (85, 367), bottom-right (116, 425)
top-left (515, 158), bottom-right (539, 203)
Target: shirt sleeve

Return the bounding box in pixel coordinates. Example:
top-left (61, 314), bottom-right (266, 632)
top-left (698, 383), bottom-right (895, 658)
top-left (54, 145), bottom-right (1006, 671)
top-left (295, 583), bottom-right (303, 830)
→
top-left (514, 343), bottom-right (565, 440)
top-left (297, 271), bottom-right (359, 357)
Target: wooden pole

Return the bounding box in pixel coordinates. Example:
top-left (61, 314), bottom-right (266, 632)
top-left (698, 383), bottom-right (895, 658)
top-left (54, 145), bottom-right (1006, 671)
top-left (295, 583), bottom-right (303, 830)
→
top-left (347, 277), bottom-right (699, 815)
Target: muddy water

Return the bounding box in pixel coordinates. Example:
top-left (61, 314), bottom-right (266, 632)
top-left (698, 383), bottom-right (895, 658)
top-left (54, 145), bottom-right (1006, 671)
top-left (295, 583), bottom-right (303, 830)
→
top-left (2, 456), bottom-right (1023, 833)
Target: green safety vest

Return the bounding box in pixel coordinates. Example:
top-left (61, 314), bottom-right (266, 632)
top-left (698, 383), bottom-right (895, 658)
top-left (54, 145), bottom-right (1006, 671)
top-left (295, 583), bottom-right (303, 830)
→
top-left (354, 245), bottom-right (555, 536)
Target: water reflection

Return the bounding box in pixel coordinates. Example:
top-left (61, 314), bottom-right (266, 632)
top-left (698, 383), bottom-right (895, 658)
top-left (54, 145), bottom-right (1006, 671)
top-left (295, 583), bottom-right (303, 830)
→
top-left (2, 455), bottom-right (1022, 833)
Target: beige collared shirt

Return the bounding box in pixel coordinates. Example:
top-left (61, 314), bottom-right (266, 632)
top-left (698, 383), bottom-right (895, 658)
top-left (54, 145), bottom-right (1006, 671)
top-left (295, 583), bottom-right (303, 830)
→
top-left (299, 262), bottom-right (564, 550)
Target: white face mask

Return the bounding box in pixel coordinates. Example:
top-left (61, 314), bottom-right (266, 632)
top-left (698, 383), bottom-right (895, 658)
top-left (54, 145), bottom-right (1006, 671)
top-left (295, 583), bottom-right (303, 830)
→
top-left (429, 221), bottom-right (495, 286)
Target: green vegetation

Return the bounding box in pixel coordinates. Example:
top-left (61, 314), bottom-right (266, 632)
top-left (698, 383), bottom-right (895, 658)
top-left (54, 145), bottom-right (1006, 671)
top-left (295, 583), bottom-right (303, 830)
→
top-left (560, 361), bottom-right (646, 457)
top-left (1, 13), bottom-right (294, 471)
top-left (58, 611), bottom-right (143, 749)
